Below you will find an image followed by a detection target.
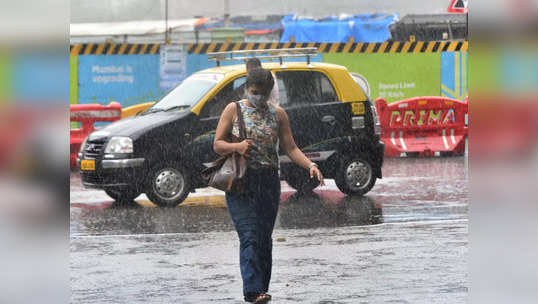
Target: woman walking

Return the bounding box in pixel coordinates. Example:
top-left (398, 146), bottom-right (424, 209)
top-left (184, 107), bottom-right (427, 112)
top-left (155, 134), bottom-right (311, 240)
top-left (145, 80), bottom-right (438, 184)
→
top-left (213, 68), bottom-right (324, 303)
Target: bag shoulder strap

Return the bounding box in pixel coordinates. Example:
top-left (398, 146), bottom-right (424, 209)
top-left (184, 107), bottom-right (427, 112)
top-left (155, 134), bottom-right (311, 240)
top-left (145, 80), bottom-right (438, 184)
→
top-left (235, 101), bottom-right (247, 140)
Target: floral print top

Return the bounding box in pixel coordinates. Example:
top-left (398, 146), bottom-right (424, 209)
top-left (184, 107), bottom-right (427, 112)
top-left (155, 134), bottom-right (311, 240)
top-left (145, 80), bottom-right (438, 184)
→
top-left (232, 100), bottom-right (279, 169)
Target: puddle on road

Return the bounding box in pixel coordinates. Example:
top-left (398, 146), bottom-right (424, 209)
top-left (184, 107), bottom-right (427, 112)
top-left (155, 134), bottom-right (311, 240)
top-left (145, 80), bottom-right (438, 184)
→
top-left (70, 157), bottom-right (468, 237)
top-left (70, 190), bottom-right (384, 237)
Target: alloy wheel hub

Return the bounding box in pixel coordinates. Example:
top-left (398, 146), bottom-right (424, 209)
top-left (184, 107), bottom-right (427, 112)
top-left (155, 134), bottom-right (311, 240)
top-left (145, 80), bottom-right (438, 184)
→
top-left (155, 169), bottom-right (184, 198)
top-left (346, 160), bottom-right (372, 190)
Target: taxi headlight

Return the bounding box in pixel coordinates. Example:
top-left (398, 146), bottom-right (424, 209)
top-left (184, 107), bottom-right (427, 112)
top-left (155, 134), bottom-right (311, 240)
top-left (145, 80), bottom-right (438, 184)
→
top-left (104, 137), bottom-right (133, 154)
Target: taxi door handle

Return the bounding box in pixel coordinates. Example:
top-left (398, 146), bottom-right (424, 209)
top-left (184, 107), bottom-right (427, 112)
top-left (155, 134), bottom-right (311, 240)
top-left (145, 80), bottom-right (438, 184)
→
top-left (321, 115), bottom-right (336, 126)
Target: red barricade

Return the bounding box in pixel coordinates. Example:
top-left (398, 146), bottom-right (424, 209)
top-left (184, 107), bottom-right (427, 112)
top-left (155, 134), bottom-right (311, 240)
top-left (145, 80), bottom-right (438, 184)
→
top-left (70, 102), bottom-right (122, 168)
top-left (469, 94), bottom-right (538, 159)
top-left (375, 96), bottom-right (468, 157)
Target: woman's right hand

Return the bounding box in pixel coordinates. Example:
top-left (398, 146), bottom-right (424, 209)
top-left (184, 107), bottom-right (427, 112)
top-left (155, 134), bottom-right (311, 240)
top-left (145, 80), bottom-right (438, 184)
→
top-left (236, 139), bottom-right (254, 156)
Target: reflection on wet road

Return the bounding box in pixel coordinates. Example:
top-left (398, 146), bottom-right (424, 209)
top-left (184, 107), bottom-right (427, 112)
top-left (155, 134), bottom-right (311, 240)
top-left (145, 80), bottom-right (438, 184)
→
top-left (70, 157), bottom-right (468, 303)
top-left (70, 191), bottom-right (383, 236)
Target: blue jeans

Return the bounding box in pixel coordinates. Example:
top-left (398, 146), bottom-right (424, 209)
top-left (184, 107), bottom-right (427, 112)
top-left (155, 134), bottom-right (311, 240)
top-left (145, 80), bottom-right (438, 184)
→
top-left (225, 167), bottom-right (281, 298)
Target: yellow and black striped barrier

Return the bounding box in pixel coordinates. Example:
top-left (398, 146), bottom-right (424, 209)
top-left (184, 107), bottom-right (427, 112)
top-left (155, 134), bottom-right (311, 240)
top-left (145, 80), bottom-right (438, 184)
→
top-left (70, 41), bottom-right (468, 55)
top-left (70, 43), bottom-right (162, 56)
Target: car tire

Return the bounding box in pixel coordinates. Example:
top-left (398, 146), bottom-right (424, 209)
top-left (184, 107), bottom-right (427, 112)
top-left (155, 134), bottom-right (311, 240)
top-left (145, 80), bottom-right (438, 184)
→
top-left (335, 155), bottom-right (376, 196)
top-left (104, 187), bottom-right (141, 203)
top-left (284, 168), bottom-right (320, 194)
top-left (145, 162), bottom-right (191, 207)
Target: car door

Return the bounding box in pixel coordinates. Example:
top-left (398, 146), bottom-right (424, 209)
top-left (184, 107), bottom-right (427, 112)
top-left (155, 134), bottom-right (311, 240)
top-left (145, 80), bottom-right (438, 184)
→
top-left (275, 70), bottom-right (350, 156)
top-left (190, 75), bottom-right (247, 170)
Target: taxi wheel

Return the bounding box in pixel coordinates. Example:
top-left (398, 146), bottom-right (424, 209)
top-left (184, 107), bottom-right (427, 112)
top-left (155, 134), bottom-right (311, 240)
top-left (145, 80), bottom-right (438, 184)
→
top-left (145, 162), bottom-right (191, 207)
top-left (104, 187), bottom-right (141, 203)
top-left (335, 156), bottom-right (376, 196)
top-left (284, 168), bottom-right (320, 194)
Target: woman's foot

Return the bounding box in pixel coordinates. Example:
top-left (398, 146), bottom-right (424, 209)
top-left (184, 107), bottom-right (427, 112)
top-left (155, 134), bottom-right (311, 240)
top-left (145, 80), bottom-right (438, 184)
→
top-left (244, 293), bottom-right (272, 303)
top-left (253, 293), bottom-right (271, 303)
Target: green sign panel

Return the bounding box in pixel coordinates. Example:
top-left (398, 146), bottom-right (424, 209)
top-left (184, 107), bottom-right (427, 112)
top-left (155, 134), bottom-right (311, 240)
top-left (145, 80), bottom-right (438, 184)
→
top-left (323, 53), bottom-right (441, 103)
top-left (70, 55), bottom-right (78, 104)
top-left (0, 51), bottom-right (11, 101)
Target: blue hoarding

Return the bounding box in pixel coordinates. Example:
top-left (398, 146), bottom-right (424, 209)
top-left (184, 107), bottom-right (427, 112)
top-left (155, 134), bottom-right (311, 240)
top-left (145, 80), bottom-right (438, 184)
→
top-left (78, 55), bottom-right (159, 107)
top-left (13, 54), bottom-right (68, 104)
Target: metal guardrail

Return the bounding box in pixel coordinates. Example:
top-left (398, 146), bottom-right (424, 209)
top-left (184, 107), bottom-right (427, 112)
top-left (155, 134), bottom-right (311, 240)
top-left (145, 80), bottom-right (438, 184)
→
top-left (207, 47), bottom-right (318, 66)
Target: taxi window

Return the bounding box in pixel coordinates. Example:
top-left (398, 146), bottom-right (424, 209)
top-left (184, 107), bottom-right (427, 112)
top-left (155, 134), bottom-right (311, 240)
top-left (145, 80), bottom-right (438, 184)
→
top-left (275, 71), bottom-right (337, 107)
top-left (320, 73), bottom-right (338, 102)
top-left (276, 77), bottom-right (288, 105)
top-left (151, 73), bottom-right (224, 112)
top-left (200, 76), bottom-right (246, 118)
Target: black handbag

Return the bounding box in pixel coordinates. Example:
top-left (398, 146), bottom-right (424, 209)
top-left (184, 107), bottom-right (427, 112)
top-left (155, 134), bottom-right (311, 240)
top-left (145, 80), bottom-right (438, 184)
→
top-left (201, 101), bottom-right (247, 192)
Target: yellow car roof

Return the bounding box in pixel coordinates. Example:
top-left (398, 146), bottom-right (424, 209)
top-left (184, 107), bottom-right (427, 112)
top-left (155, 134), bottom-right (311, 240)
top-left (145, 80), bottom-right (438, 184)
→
top-left (191, 61), bottom-right (367, 114)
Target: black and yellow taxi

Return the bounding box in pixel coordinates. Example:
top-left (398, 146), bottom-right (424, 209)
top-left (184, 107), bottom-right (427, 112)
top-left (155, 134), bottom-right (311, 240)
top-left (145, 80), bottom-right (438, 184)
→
top-left (78, 49), bottom-right (384, 207)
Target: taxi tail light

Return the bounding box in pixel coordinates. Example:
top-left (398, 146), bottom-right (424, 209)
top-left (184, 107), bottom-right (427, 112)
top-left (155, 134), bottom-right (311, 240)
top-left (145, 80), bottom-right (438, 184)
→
top-left (352, 116), bottom-right (365, 129)
top-left (371, 104), bottom-right (381, 135)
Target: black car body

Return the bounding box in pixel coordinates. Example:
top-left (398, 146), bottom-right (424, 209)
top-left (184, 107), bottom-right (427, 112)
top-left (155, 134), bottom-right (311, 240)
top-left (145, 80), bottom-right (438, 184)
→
top-left (78, 61), bottom-right (384, 206)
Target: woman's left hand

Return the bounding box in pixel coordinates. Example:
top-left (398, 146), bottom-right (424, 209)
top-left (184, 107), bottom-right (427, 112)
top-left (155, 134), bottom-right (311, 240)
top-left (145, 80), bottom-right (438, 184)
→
top-left (310, 166), bottom-right (325, 186)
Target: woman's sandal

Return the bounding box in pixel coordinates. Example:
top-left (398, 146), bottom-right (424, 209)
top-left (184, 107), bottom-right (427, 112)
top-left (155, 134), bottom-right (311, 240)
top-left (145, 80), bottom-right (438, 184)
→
top-left (244, 292), bottom-right (272, 303)
top-left (253, 293), bottom-right (272, 303)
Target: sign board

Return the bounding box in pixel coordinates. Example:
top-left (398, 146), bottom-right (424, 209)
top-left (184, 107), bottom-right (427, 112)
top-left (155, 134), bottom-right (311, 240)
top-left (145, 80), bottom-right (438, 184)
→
top-left (323, 53), bottom-right (441, 103)
top-left (78, 55), bottom-right (160, 107)
top-left (448, 0), bottom-right (468, 13)
top-left (160, 44), bottom-right (187, 94)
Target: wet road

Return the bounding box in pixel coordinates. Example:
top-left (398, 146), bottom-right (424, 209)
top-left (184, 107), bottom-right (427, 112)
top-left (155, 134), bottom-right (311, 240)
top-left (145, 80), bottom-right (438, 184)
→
top-left (70, 157), bottom-right (468, 303)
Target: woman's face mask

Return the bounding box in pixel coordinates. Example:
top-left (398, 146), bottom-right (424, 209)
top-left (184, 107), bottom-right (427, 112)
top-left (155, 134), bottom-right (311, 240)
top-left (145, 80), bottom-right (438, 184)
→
top-left (245, 88), bottom-right (269, 109)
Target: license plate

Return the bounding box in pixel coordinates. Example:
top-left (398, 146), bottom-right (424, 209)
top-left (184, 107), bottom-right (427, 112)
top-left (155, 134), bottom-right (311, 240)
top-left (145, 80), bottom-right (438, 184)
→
top-left (351, 102), bottom-right (365, 115)
top-left (80, 159), bottom-right (96, 171)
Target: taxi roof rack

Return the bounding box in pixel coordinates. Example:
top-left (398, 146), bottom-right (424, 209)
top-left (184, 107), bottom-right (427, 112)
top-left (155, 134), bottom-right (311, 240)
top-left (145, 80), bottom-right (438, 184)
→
top-left (208, 47), bottom-right (318, 67)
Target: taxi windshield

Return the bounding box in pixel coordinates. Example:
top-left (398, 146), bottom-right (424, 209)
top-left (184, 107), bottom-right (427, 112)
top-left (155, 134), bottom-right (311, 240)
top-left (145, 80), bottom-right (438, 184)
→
top-left (148, 73), bottom-right (224, 112)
